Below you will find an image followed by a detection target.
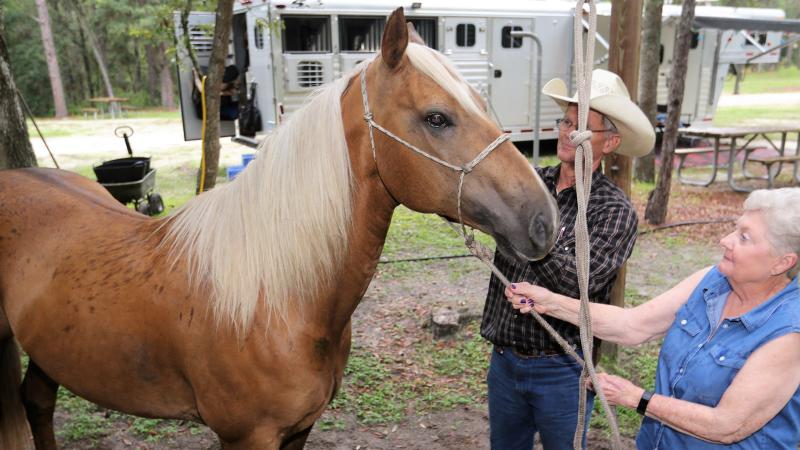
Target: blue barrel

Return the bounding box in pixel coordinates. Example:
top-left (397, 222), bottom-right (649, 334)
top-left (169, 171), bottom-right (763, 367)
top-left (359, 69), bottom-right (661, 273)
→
top-left (242, 153), bottom-right (256, 167)
top-left (227, 165), bottom-right (245, 181)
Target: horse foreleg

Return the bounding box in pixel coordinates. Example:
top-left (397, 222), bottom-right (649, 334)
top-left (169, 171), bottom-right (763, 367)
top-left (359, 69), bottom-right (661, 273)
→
top-left (280, 424), bottom-right (313, 450)
top-left (21, 361), bottom-right (58, 450)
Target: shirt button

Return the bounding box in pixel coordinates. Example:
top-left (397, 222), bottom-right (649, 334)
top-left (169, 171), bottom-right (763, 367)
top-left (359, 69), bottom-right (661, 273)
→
top-left (722, 324), bottom-right (729, 329)
top-left (564, 246), bottom-right (570, 251)
top-left (698, 344), bottom-right (703, 348)
top-left (679, 368), bottom-right (684, 373)
top-left (719, 356), bottom-right (726, 361)
top-left (680, 319), bottom-right (687, 326)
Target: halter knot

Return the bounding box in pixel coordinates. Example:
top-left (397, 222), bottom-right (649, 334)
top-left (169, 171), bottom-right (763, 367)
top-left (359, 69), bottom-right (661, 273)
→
top-left (461, 164), bottom-right (474, 174)
top-left (569, 130), bottom-right (594, 147)
top-left (363, 112), bottom-right (374, 122)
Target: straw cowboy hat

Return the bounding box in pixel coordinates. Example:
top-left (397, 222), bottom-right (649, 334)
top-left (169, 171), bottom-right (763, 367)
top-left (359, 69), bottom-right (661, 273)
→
top-left (542, 69), bottom-right (655, 157)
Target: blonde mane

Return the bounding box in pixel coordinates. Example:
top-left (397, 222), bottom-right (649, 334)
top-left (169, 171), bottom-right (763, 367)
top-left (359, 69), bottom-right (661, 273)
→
top-left (165, 44), bottom-right (485, 333)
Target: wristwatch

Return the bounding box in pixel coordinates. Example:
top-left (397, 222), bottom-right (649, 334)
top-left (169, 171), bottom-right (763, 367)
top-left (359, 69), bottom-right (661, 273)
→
top-left (637, 390), bottom-right (654, 416)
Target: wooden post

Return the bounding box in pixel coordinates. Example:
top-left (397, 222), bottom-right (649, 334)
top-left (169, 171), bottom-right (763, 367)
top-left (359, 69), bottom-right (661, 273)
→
top-left (601, 0), bottom-right (643, 359)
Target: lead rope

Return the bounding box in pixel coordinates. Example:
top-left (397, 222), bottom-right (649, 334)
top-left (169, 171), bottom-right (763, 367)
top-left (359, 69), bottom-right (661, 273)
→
top-left (571, 1), bottom-right (623, 449)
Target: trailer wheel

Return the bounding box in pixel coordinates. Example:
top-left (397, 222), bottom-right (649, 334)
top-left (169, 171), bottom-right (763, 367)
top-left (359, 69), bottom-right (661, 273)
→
top-left (147, 193), bottom-right (165, 216)
top-left (136, 201), bottom-right (150, 215)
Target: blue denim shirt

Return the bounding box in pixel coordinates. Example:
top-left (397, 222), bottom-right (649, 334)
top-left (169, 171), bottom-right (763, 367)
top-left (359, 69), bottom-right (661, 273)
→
top-left (637, 267), bottom-right (800, 449)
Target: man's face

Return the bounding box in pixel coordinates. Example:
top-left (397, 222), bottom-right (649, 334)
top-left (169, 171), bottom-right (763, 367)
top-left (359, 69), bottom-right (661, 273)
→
top-left (556, 105), bottom-right (619, 165)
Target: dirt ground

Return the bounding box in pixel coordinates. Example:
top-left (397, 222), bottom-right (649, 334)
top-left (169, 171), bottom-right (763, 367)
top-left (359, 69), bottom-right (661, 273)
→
top-left (35, 112), bottom-right (748, 449)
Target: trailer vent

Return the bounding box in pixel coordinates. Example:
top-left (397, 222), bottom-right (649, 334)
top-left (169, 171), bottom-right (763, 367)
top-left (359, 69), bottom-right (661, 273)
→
top-left (340, 17), bottom-right (385, 52)
top-left (254, 23), bottom-right (265, 49)
top-left (297, 61), bottom-right (324, 87)
top-left (189, 25), bottom-right (214, 56)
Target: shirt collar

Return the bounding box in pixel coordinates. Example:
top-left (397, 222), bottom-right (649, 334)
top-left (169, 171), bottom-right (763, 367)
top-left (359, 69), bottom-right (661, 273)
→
top-left (542, 164), bottom-right (605, 193)
top-left (704, 271), bottom-right (800, 331)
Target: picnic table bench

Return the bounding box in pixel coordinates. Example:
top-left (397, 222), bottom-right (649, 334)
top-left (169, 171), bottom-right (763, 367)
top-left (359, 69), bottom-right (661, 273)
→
top-left (678, 125), bottom-right (800, 192)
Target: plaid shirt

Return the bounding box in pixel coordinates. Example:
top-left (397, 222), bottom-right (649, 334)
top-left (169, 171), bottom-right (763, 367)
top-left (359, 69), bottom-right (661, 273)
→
top-left (480, 164), bottom-right (638, 354)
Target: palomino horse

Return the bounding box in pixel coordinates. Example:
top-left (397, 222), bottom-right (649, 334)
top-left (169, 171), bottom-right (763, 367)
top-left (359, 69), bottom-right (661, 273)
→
top-left (0, 9), bottom-right (557, 449)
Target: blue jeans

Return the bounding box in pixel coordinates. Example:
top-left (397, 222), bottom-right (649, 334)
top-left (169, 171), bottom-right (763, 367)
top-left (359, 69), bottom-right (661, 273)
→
top-left (488, 346), bottom-right (595, 450)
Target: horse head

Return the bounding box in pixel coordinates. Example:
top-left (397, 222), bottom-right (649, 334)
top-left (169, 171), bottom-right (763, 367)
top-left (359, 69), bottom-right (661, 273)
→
top-left (353, 8), bottom-right (558, 262)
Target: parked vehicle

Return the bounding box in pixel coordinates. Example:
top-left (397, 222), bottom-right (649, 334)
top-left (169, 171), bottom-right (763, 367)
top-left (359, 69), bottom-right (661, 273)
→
top-left (174, 1), bottom-right (795, 145)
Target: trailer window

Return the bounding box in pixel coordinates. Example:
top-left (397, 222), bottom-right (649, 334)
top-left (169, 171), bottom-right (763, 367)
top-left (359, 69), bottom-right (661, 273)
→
top-left (408, 18), bottom-right (437, 48)
top-left (501, 26), bottom-right (523, 49)
top-left (690, 31), bottom-right (700, 50)
top-left (282, 17), bottom-right (331, 53)
top-left (340, 17), bottom-right (385, 52)
top-left (297, 61), bottom-right (324, 88)
top-left (456, 24), bottom-right (476, 47)
top-left (744, 31), bottom-right (768, 47)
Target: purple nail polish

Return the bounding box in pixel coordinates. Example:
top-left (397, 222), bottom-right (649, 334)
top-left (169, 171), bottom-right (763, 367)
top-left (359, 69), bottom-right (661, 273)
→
top-left (511, 284), bottom-right (517, 289)
top-left (527, 299), bottom-right (534, 304)
top-left (520, 298), bottom-right (526, 304)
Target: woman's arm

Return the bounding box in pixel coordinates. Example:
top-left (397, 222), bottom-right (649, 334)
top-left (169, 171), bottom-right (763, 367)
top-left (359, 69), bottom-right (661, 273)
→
top-left (594, 333), bottom-right (800, 444)
top-left (506, 266), bottom-right (712, 345)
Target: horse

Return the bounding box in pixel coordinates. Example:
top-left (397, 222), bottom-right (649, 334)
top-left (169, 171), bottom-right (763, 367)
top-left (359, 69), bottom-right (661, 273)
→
top-left (0, 8), bottom-right (558, 449)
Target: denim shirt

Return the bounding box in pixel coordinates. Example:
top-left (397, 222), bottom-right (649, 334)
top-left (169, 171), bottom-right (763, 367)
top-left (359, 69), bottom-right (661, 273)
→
top-left (637, 267), bottom-right (800, 449)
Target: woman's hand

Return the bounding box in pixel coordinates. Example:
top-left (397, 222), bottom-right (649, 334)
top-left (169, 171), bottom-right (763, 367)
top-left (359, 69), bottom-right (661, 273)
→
top-left (504, 282), bottom-right (557, 315)
top-left (586, 373), bottom-right (645, 409)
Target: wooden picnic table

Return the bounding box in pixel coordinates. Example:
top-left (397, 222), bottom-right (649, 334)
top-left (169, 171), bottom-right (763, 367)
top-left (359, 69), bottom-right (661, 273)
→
top-left (89, 97), bottom-right (130, 119)
top-left (678, 124), bottom-right (800, 192)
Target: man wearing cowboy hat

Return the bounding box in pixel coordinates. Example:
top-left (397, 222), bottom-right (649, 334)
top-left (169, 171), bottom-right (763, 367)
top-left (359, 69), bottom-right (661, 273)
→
top-left (480, 69), bottom-right (655, 450)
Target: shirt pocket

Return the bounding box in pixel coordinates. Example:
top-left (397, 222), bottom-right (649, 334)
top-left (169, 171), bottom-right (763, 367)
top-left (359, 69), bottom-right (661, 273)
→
top-left (708, 343), bottom-right (747, 370)
top-left (660, 304), bottom-right (703, 369)
top-left (690, 344), bottom-right (747, 406)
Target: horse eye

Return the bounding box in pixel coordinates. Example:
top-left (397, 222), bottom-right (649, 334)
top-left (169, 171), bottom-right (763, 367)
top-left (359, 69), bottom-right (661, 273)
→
top-left (425, 112), bottom-right (449, 129)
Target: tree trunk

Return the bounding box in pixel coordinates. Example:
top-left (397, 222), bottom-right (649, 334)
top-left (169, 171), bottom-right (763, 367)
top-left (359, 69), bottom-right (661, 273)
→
top-left (785, 34), bottom-right (795, 68)
top-left (645, 0), bottom-right (696, 225)
top-left (71, 0), bottom-right (116, 113)
top-left (159, 42), bottom-right (175, 109)
top-left (35, 0), bottom-right (68, 118)
top-left (0, 11), bottom-right (38, 169)
top-left (634, 0), bottom-right (663, 184)
top-left (146, 44), bottom-right (161, 102)
top-left (198, 0), bottom-right (235, 193)
top-left (77, 22), bottom-right (95, 99)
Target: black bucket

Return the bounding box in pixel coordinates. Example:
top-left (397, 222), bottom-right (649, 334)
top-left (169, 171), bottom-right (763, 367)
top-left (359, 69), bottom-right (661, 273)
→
top-left (94, 157), bottom-right (151, 183)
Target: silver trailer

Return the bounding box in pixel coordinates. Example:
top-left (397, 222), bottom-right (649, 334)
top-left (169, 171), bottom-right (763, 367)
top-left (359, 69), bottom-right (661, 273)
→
top-left (175, 1), bottom-right (792, 145)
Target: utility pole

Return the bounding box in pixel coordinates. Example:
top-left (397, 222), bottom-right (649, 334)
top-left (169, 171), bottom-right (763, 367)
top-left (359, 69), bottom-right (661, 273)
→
top-left (601, 0), bottom-right (643, 359)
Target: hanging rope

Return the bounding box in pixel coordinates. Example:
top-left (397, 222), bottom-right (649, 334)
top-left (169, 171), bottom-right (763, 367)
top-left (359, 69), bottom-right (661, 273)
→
top-left (571, 1), bottom-right (623, 448)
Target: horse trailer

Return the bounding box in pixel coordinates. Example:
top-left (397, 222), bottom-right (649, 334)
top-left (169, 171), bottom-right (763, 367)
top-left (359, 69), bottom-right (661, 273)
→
top-left (175, 0), bottom-right (791, 146)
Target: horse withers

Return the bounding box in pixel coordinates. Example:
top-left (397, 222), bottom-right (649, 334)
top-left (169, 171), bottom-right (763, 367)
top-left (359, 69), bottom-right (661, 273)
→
top-left (0, 8), bottom-right (558, 449)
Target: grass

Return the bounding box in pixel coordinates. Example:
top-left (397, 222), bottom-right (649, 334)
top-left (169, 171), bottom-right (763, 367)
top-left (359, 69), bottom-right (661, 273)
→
top-left (722, 66), bottom-right (800, 95)
top-left (326, 322), bottom-right (490, 426)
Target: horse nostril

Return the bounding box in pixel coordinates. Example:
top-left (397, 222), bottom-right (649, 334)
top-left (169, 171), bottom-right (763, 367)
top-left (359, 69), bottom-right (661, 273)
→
top-left (529, 212), bottom-right (549, 248)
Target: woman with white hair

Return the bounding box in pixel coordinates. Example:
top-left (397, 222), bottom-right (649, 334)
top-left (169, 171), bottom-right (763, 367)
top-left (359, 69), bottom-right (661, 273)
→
top-left (506, 188), bottom-right (800, 449)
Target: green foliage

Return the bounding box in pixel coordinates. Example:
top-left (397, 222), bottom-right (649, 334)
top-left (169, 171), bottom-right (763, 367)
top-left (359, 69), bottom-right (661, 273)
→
top-left (3, 0), bottom-right (193, 116)
top-left (56, 389), bottom-right (111, 442)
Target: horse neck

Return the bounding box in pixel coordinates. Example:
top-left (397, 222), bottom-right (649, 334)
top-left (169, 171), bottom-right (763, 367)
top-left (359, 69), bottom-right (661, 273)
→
top-left (310, 80), bottom-right (398, 336)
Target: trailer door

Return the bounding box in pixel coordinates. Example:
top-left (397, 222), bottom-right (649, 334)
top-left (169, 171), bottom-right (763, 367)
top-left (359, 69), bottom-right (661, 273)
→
top-left (246, 7), bottom-right (276, 131)
top-left (489, 18), bottom-right (534, 128)
top-left (173, 12), bottom-right (236, 141)
top-left (443, 18), bottom-right (490, 93)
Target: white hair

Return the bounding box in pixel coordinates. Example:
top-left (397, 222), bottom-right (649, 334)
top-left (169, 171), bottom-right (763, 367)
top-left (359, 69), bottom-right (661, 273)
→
top-left (743, 188), bottom-right (800, 279)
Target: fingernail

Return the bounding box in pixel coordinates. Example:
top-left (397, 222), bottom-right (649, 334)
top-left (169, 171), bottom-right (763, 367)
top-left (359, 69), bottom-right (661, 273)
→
top-left (520, 298), bottom-right (527, 304)
top-left (527, 299), bottom-right (534, 304)
top-left (511, 284), bottom-right (516, 289)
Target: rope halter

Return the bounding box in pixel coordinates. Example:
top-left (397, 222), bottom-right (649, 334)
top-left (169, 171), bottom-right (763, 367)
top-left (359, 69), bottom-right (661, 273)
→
top-left (359, 65), bottom-right (509, 239)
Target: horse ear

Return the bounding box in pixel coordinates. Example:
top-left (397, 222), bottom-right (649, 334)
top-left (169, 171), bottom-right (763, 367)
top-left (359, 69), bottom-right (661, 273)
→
top-left (381, 7), bottom-right (408, 69)
top-left (406, 22), bottom-right (426, 46)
